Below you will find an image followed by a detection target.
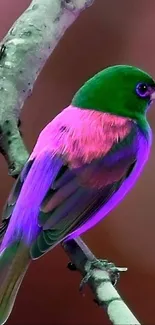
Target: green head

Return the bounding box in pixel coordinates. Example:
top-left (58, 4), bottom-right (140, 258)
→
top-left (72, 65), bottom-right (155, 123)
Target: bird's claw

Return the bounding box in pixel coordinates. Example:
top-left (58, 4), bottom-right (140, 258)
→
top-left (79, 258), bottom-right (127, 293)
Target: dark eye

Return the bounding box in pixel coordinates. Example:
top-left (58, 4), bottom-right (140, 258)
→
top-left (136, 83), bottom-right (150, 98)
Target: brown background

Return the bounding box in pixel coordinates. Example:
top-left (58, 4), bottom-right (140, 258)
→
top-left (0, 0), bottom-right (155, 324)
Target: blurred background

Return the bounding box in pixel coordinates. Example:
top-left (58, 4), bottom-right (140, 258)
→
top-left (0, 0), bottom-right (155, 324)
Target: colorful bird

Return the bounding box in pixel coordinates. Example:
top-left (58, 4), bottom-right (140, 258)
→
top-left (0, 64), bottom-right (154, 324)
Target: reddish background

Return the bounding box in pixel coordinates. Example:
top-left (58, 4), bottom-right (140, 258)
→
top-left (0, 0), bottom-right (155, 324)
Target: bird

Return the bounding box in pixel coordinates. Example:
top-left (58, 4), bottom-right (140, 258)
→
top-left (0, 64), bottom-right (154, 324)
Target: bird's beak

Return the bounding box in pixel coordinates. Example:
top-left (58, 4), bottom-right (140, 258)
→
top-left (151, 91), bottom-right (155, 100)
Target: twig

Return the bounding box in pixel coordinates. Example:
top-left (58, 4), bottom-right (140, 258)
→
top-left (62, 237), bottom-right (141, 325)
top-left (0, 0), bottom-right (93, 176)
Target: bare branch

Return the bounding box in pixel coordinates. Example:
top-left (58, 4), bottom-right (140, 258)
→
top-left (62, 237), bottom-right (141, 325)
top-left (0, 0), bottom-right (93, 176)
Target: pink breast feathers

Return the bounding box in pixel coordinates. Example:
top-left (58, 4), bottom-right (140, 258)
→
top-left (31, 105), bottom-right (133, 168)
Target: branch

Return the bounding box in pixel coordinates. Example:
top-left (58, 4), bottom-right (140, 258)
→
top-left (62, 237), bottom-right (141, 325)
top-left (0, 0), bottom-right (93, 176)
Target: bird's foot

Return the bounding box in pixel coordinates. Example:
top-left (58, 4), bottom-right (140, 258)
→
top-left (79, 258), bottom-right (127, 293)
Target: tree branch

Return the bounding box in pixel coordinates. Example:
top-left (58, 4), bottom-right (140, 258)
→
top-left (0, 0), bottom-right (93, 176)
top-left (62, 237), bottom-right (141, 325)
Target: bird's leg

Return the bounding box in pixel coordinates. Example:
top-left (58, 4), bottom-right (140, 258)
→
top-left (79, 258), bottom-right (126, 293)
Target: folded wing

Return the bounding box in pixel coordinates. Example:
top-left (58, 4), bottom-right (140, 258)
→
top-left (0, 124), bottom-right (139, 260)
top-left (31, 125), bottom-right (138, 259)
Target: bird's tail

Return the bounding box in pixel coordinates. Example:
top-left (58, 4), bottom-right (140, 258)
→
top-left (0, 241), bottom-right (30, 325)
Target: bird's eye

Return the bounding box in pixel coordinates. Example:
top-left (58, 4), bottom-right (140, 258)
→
top-left (136, 83), bottom-right (150, 98)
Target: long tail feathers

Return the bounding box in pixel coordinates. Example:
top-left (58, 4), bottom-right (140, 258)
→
top-left (0, 241), bottom-right (30, 325)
